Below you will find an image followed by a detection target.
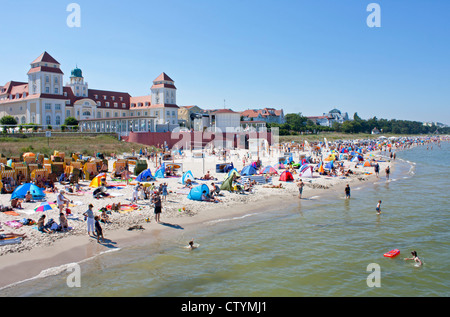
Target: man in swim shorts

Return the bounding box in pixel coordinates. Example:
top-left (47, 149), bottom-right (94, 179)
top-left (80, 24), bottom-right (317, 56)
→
top-left (297, 179), bottom-right (304, 199)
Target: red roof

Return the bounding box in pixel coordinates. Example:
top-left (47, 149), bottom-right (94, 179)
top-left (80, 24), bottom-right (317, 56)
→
top-left (212, 109), bottom-right (238, 114)
top-left (153, 72), bottom-right (174, 82)
top-left (31, 52), bottom-right (60, 65)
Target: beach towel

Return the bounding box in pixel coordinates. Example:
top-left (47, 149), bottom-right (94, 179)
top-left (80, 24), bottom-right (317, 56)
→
top-left (3, 220), bottom-right (23, 229)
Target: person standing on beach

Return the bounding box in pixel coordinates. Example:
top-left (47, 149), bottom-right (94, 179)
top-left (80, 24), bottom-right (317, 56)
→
top-left (345, 184), bottom-right (351, 199)
top-left (297, 179), bottom-right (304, 199)
top-left (152, 192), bottom-right (162, 223)
top-left (385, 166), bottom-right (390, 180)
top-left (94, 215), bottom-right (104, 243)
top-left (374, 163), bottom-right (380, 177)
top-left (57, 190), bottom-right (70, 213)
top-left (83, 203), bottom-right (95, 236)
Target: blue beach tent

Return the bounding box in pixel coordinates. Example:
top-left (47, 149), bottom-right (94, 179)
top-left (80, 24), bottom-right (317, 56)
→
top-left (241, 165), bottom-right (257, 176)
top-left (154, 163), bottom-right (165, 178)
top-left (179, 170), bottom-right (195, 184)
top-left (11, 183), bottom-right (46, 200)
top-left (187, 184), bottom-right (210, 201)
top-left (136, 169), bottom-right (154, 182)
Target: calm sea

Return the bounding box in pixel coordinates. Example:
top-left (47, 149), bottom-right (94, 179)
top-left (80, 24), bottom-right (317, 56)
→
top-left (1, 141), bottom-right (449, 297)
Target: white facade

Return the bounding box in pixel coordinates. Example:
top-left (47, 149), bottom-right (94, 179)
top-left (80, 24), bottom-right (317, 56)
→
top-left (212, 110), bottom-right (241, 132)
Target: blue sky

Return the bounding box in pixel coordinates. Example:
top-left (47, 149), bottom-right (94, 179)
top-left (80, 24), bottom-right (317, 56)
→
top-left (1, 0), bottom-right (449, 124)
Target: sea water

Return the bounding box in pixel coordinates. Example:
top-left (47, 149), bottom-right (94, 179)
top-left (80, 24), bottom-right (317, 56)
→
top-left (1, 142), bottom-right (449, 297)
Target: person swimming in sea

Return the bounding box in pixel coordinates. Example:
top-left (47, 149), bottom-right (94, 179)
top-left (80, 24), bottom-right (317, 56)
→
top-left (404, 251), bottom-right (422, 267)
top-left (188, 238), bottom-right (198, 249)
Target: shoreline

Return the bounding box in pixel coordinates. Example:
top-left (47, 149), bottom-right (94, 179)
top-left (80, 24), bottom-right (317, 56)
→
top-left (0, 147), bottom-right (404, 290)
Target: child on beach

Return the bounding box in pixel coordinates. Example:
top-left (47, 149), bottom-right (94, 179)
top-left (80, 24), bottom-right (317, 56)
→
top-left (94, 215), bottom-right (104, 243)
top-left (376, 200), bottom-right (382, 214)
top-left (345, 184), bottom-right (351, 199)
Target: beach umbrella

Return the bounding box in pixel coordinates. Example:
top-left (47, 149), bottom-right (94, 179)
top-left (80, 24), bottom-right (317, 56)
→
top-left (23, 152), bottom-right (35, 158)
top-left (89, 173), bottom-right (107, 188)
top-left (34, 201), bottom-right (55, 212)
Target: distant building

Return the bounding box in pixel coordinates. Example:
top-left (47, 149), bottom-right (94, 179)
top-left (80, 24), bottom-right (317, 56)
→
top-left (211, 109), bottom-right (241, 132)
top-left (240, 108), bottom-right (285, 124)
top-left (307, 108), bottom-right (349, 127)
top-left (178, 105), bottom-right (204, 130)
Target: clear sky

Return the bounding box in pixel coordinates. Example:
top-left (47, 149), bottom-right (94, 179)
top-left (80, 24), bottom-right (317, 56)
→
top-left (1, 0), bottom-right (449, 124)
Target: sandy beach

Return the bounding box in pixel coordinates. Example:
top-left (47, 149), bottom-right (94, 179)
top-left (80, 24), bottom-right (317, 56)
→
top-left (0, 146), bottom-right (393, 289)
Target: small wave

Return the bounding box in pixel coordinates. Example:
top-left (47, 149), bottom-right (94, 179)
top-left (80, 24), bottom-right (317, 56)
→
top-left (0, 248), bottom-right (121, 291)
top-left (206, 213), bottom-right (259, 224)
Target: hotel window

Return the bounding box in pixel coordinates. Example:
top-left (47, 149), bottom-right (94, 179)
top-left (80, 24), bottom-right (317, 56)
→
top-left (166, 111), bottom-right (170, 116)
top-left (97, 112), bottom-right (101, 118)
top-left (55, 104), bottom-right (61, 110)
top-left (54, 87), bottom-right (59, 94)
top-left (45, 76), bottom-right (49, 83)
top-left (112, 96), bottom-right (115, 101)
top-left (45, 87), bottom-right (50, 93)
top-left (114, 112), bottom-right (118, 118)
top-left (94, 95), bottom-right (98, 99)
top-left (106, 112), bottom-right (110, 118)
top-left (103, 96), bottom-right (107, 100)
top-left (16, 93), bottom-right (20, 99)
top-left (172, 111), bottom-right (175, 116)
top-left (54, 77), bottom-right (58, 84)
top-left (45, 103), bottom-right (52, 110)
top-left (122, 103), bottom-right (126, 108)
top-left (66, 110), bottom-right (71, 117)
top-left (56, 116), bottom-right (61, 125)
top-left (46, 115), bottom-right (51, 125)
top-left (122, 113), bottom-right (126, 117)
top-left (97, 102), bottom-right (101, 107)
top-left (120, 97), bottom-right (123, 101)
top-left (114, 102), bottom-right (118, 108)
top-left (106, 102), bottom-right (110, 107)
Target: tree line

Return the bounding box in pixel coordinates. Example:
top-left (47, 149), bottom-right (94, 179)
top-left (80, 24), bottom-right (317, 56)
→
top-left (267, 113), bottom-right (449, 135)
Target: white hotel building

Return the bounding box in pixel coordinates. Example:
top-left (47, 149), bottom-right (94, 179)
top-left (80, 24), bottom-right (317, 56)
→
top-left (0, 52), bottom-right (180, 135)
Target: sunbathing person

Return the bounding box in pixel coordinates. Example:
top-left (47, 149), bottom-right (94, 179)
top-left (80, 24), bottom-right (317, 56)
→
top-left (37, 215), bottom-right (52, 234)
top-left (203, 171), bottom-right (212, 180)
top-left (11, 198), bottom-right (23, 209)
top-left (25, 191), bottom-right (34, 203)
top-left (201, 190), bottom-right (221, 203)
top-left (263, 183), bottom-right (283, 189)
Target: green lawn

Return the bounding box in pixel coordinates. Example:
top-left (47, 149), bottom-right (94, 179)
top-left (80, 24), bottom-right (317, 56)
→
top-left (0, 134), bottom-right (150, 158)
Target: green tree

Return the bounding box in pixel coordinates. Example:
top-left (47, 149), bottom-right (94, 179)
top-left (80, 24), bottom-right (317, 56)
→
top-left (0, 115), bottom-right (18, 127)
top-left (64, 117), bottom-right (79, 126)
